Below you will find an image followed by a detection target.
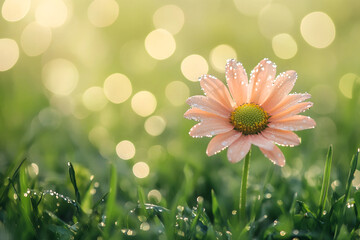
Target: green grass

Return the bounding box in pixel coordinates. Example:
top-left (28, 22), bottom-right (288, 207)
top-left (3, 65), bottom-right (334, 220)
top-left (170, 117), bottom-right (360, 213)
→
top-left (1, 0), bottom-right (360, 239)
top-left (0, 147), bottom-right (360, 239)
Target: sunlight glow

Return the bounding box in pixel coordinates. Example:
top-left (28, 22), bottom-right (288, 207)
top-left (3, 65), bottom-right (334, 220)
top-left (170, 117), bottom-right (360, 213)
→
top-left (132, 162), bottom-right (150, 179)
top-left (210, 44), bottom-right (237, 72)
top-left (35, 0), bottom-right (68, 28)
top-left (88, 0), bottom-right (119, 27)
top-left (42, 59), bottom-right (78, 95)
top-left (21, 22), bottom-right (52, 57)
top-left (1, 0), bottom-right (31, 22)
top-left (131, 91), bottom-right (157, 117)
top-left (0, 38), bottom-right (19, 72)
top-left (116, 140), bottom-right (136, 160)
top-left (153, 5), bottom-right (185, 35)
top-left (145, 29), bottom-right (176, 60)
top-left (301, 12), bottom-right (336, 48)
top-left (181, 54), bottom-right (208, 82)
top-left (103, 73), bottom-right (132, 104)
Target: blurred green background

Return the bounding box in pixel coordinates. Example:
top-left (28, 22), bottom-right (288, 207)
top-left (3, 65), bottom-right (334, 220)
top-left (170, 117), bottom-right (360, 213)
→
top-left (0, 0), bottom-right (360, 216)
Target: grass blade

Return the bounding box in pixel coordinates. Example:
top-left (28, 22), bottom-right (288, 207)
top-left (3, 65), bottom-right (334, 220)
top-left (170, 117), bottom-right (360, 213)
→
top-left (318, 145), bottom-right (333, 218)
top-left (211, 189), bottom-right (223, 226)
top-left (67, 162), bottom-right (81, 204)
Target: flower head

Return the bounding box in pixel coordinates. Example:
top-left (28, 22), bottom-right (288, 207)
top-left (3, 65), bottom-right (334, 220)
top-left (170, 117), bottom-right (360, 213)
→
top-left (184, 59), bottom-right (315, 166)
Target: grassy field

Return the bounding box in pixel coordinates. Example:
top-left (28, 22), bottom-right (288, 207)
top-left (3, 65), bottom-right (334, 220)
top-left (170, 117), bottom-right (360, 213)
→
top-left (1, 0), bottom-right (360, 239)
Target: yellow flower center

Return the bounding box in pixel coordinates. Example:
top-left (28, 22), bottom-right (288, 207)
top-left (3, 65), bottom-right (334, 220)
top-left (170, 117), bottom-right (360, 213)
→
top-left (230, 103), bottom-right (269, 135)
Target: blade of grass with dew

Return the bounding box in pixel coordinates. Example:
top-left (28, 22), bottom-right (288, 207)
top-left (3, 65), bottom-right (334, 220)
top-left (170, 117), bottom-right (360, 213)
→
top-left (318, 145), bottom-right (333, 218)
top-left (335, 149), bottom-right (359, 239)
top-left (137, 185), bottom-right (148, 218)
top-left (19, 163), bottom-right (36, 238)
top-left (104, 163), bottom-right (117, 238)
top-left (68, 162), bottom-right (81, 205)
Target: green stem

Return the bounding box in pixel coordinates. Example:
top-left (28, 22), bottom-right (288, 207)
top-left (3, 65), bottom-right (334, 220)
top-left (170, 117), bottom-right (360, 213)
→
top-left (240, 150), bottom-right (251, 225)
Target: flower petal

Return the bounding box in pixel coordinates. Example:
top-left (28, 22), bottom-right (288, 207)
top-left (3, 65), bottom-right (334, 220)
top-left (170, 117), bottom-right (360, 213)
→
top-left (261, 71), bottom-right (297, 111)
top-left (248, 134), bottom-right (274, 150)
top-left (262, 128), bottom-right (301, 146)
top-left (268, 93), bottom-right (311, 115)
top-left (199, 75), bottom-right (234, 111)
top-left (259, 144), bottom-right (285, 167)
top-left (184, 108), bottom-right (225, 122)
top-left (186, 95), bottom-right (231, 118)
top-left (227, 136), bottom-right (251, 163)
top-left (225, 59), bottom-right (248, 106)
top-left (270, 102), bottom-right (313, 121)
top-left (269, 115), bottom-right (316, 131)
top-left (248, 59), bottom-right (277, 104)
top-left (206, 130), bottom-right (242, 156)
top-left (189, 119), bottom-right (234, 138)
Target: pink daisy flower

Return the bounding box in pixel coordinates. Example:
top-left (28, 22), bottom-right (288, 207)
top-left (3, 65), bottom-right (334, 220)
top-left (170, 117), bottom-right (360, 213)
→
top-left (184, 59), bottom-right (315, 166)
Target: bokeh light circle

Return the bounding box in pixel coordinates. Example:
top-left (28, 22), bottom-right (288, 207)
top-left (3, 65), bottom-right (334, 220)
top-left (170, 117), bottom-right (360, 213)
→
top-left (145, 29), bottom-right (176, 60)
top-left (42, 59), bottom-right (78, 95)
top-left (148, 189), bottom-right (162, 203)
top-left (153, 5), bottom-right (185, 35)
top-left (339, 73), bottom-right (360, 99)
top-left (233, 0), bottom-right (271, 16)
top-left (131, 91), bottom-right (157, 117)
top-left (132, 162), bottom-right (150, 179)
top-left (103, 73), bottom-right (132, 104)
top-left (35, 0), bottom-right (68, 28)
top-left (0, 38), bottom-right (19, 72)
top-left (181, 54), bottom-right (209, 82)
top-left (165, 81), bottom-right (190, 106)
top-left (272, 33), bottom-right (297, 59)
top-left (87, 0), bottom-right (119, 28)
top-left (144, 116), bottom-right (166, 136)
top-left (258, 4), bottom-right (293, 39)
top-left (21, 22), bottom-right (52, 57)
top-left (1, 0), bottom-right (31, 22)
top-left (82, 87), bottom-right (108, 111)
top-left (210, 44), bottom-right (237, 72)
top-left (116, 140), bottom-right (136, 160)
top-left (300, 12), bottom-right (336, 48)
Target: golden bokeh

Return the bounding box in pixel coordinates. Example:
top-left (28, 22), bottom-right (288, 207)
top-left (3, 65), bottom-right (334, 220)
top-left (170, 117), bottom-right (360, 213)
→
top-left (272, 33), bottom-right (297, 59)
top-left (233, 0), bottom-right (271, 16)
top-left (145, 29), bottom-right (176, 60)
top-left (131, 91), bottom-right (157, 117)
top-left (258, 4), bottom-right (293, 39)
top-left (103, 73), bottom-right (132, 104)
top-left (300, 12), bottom-right (336, 49)
top-left (35, 0), bottom-right (68, 28)
top-left (0, 38), bottom-right (19, 72)
top-left (116, 140), bottom-right (136, 160)
top-left (153, 5), bottom-right (185, 35)
top-left (181, 54), bottom-right (209, 82)
top-left (144, 116), bottom-right (166, 136)
top-left (210, 44), bottom-right (237, 72)
top-left (339, 73), bottom-right (360, 99)
top-left (132, 162), bottom-right (150, 179)
top-left (1, 0), bottom-right (31, 22)
top-left (21, 22), bottom-right (52, 57)
top-left (148, 189), bottom-right (162, 203)
top-left (42, 58), bottom-right (79, 95)
top-left (165, 81), bottom-right (190, 106)
top-left (82, 87), bottom-right (108, 111)
top-left (87, 0), bottom-right (119, 28)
